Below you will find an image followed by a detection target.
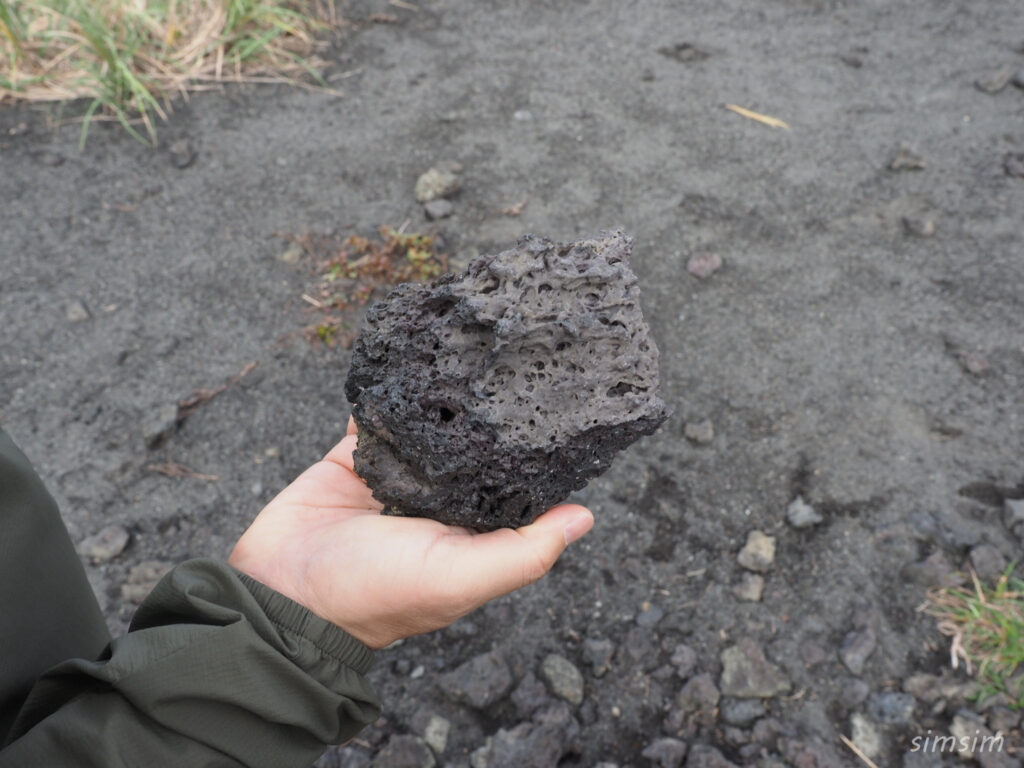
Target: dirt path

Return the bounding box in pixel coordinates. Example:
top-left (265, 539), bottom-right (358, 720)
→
top-left (2, 1), bottom-right (1023, 765)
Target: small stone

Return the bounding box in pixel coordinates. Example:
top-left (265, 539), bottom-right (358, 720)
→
top-left (78, 525), bottom-right (130, 562)
top-left (513, 109), bottom-right (534, 121)
top-left (1013, 68), bottom-right (1024, 89)
top-left (685, 745), bottom-right (738, 768)
top-left (849, 713), bottom-right (882, 761)
top-left (720, 698), bottom-right (766, 726)
top-left (511, 671), bottom-right (551, 718)
top-left (65, 300), bottom-right (90, 323)
top-left (410, 665), bottom-right (425, 679)
top-left (732, 573), bottom-right (765, 602)
top-left (687, 251), bottom-right (722, 279)
top-left (975, 66), bottom-right (1013, 93)
top-left (866, 691), bottom-right (916, 724)
top-left (1004, 153), bottom-right (1024, 178)
top-left (987, 705), bottom-right (1021, 734)
top-left (277, 245), bottom-right (303, 264)
top-left (902, 216), bottom-right (936, 238)
top-left (143, 403), bottom-right (180, 449)
top-left (841, 678), bottom-right (870, 708)
top-left (168, 139), bottom-right (197, 169)
top-left (1005, 498), bottom-right (1024, 527)
top-left (413, 168), bottom-right (460, 202)
top-left (840, 626), bottom-right (877, 675)
top-left (676, 673), bottom-right (720, 712)
top-left (961, 351), bottom-right (990, 375)
top-left (684, 420), bottom-right (714, 445)
top-left (969, 544), bottom-right (1008, 583)
top-left (540, 654), bottom-right (584, 706)
top-left (642, 737), bottom-right (688, 768)
top-left (439, 650), bottom-right (512, 709)
top-left (799, 640), bottom-right (828, 668)
top-left (786, 497), bottom-right (823, 528)
top-left (636, 603), bottom-right (665, 628)
top-left (737, 530), bottom-right (775, 573)
top-left (423, 199), bottom-right (454, 221)
top-left (583, 637), bottom-right (615, 678)
top-left (888, 146), bottom-right (927, 172)
top-left (423, 715), bottom-right (450, 755)
top-left (901, 550), bottom-right (959, 588)
top-left (670, 644), bottom-right (697, 679)
top-left (719, 640), bottom-right (791, 698)
top-left (371, 735), bottom-right (435, 768)
top-left (121, 560), bottom-right (174, 603)
top-left (658, 43), bottom-right (710, 63)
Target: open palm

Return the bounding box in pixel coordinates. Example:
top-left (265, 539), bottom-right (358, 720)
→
top-left (228, 419), bottom-right (593, 648)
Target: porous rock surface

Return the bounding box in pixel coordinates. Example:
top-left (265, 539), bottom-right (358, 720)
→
top-left (345, 231), bottom-right (670, 530)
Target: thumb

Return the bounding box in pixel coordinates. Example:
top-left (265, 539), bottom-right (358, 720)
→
top-left (449, 504), bottom-right (594, 604)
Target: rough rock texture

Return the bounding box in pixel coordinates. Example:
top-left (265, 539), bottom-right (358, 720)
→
top-left (345, 231), bottom-right (669, 530)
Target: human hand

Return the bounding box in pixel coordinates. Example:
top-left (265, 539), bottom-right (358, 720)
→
top-left (228, 418), bottom-right (594, 649)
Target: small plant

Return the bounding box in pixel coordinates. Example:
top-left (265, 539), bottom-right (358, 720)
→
top-left (281, 225), bottom-right (449, 347)
top-left (925, 566), bottom-right (1024, 708)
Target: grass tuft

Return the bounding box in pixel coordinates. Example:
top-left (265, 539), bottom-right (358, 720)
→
top-left (925, 565), bottom-right (1024, 709)
top-left (0, 0), bottom-right (336, 144)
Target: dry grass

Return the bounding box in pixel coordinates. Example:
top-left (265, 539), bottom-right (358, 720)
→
top-left (925, 566), bottom-right (1024, 708)
top-left (0, 0), bottom-right (337, 144)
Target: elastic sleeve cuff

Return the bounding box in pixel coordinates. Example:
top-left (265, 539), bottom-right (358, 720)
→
top-left (233, 569), bottom-right (375, 676)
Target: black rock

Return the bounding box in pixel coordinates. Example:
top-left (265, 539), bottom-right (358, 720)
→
top-left (346, 231), bottom-right (670, 530)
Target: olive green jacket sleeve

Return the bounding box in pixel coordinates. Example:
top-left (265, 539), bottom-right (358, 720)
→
top-left (0, 429), bottom-right (381, 767)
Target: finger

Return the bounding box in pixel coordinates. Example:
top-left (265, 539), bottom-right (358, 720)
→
top-left (447, 504), bottom-right (594, 604)
top-left (346, 415), bottom-right (357, 436)
top-left (324, 434), bottom-right (359, 473)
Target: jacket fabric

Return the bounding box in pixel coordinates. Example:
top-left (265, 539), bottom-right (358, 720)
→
top-left (0, 428), bottom-right (380, 767)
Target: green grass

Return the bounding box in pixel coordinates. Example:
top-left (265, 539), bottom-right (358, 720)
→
top-left (0, 0), bottom-right (333, 145)
top-left (926, 566), bottom-right (1024, 708)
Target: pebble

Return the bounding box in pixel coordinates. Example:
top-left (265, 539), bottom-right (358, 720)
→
top-left (371, 735), bottom-right (435, 768)
top-left (121, 560), bottom-right (174, 603)
top-left (975, 66), bottom-right (1013, 93)
top-left (168, 139), bottom-right (197, 169)
top-left (423, 715), bottom-right (450, 755)
top-left (636, 603), bottom-right (665, 628)
top-left (737, 530), bottom-right (775, 573)
top-left (840, 626), bottom-right (877, 675)
top-left (969, 544), bottom-right (1008, 583)
top-left (786, 496), bottom-right (823, 528)
top-left (719, 640), bottom-right (791, 698)
top-left (423, 199), bottom-right (454, 221)
top-left (1014, 68), bottom-right (1024, 89)
top-left (65, 299), bottom-right (91, 323)
top-left (841, 678), bottom-right (870, 708)
top-left (438, 650), bottom-right (512, 709)
top-left (685, 744), bottom-right (739, 768)
top-left (684, 420), bottom-right (714, 445)
top-left (733, 573), bottom-right (765, 602)
top-left (849, 713), bottom-right (882, 761)
top-left (583, 637), bottom-right (615, 678)
top-left (78, 524), bottom-right (130, 563)
top-left (675, 673), bottom-right (720, 712)
top-left (642, 737), bottom-right (688, 768)
top-left (410, 665), bottom-right (425, 679)
top-left (511, 671), bottom-right (551, 718)
top-left (540, 654), bottom-right (584, 706)
top-left (961, 350), bottom-right (990, 375)
top-left (142, 403), bottom-right (180, 449)
top-left (1006, 498), bottom-right (1024, 528)
top-left (686, 252), bottom-right (722, 279)
top-left (1004, 153), bottom-right (1024, 178)
top-left (657, 43), bottom-right (710, 63)
top-left (901, 550), bottom-right (959, 588)
top-left (888, 146), bottom-right (927, 172)
top-left (277, 245), bottom-right (303, 264)
top-left (414, 168), bottom-right (461, 203)
top-left (720, 697), bottom-right (766, 726)
top-left (670, 643), bottom-right (697, 679)
top-left (987, 705), bottom-right (1021, 734)
top-left (513, 109), bottom-right (534, 121)
top-left (866, 691), bottom-right (916, 724)
top-left (902, 215), bottom-right (936, 238)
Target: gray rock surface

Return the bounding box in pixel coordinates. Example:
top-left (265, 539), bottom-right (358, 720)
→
top-left (719, 640), bottom-right (791, 698)
top-left (540, 653), bottom-right (584, 706)
top-left (642, 737), bottom-right (688, 768)
top-left (78, 524), bottom-right (130, 562)
top-left (840, 626), bottom-right (877, 675)
top-left (346, 231), bottom-right (669, 529)
top-left (371, 735), bottom-right (436, 768)
top-left (439, 650), bottom-right (513, 709)
top-left (737, 531), bottom-right (775, 572)
top-left (676, 673), bottom-right (720, 712)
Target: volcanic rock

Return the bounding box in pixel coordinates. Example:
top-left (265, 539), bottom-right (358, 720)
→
top-left (345, 231), bottom-right (670, 530)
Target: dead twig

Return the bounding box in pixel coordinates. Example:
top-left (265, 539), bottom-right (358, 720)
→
top-left (178, 361), bottom-right (257, 418)
top-left (725, 103), bottom-right (790, 130)
top-left (839, 734), bottom-right (881, 768)
top-left (146, 462), bottom-right (218, 481)
top-left (499, 196), bottom-right (529, 216)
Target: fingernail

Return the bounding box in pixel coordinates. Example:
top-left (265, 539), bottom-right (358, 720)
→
top-left (563, 513), bottom-right (592, 546)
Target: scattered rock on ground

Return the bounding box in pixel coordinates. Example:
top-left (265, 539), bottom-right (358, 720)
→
top-left (1013, 68), bottom-right (1024, 89)
top-left (642, 737), bottom-right (688, 768)
top-left (511, 671), bottom-right (551, 718)
top-left (902, 550), bottom-right (959, 588)
top-left (719, 640), bottom-right (791, 698)
top-left (840, 626), bottom-right (877, 675)
top-left (686, 744), bottom-right (738, 768)
top-left (975, 65), bottom-right (1013, 93)
top-left (636, 603), bottom-right (665, 628)
top-left (78, 524), bottom-right (130, 562)
top-left (720, 697), bottom-right (766, 726)
top-left (121, 560), bottom-right (174, 603)
top-left (686, 252), bottom-right (722, 279)
top-left (866, 691), bottom-right (916, 724)
top-left (540, 654), bottom-right (584, 706)
top-left (902, 215), bottom-right (936, 238)
top-left (168, 139), bottom-right (197, 169)
top-left (1004, 153), bottom-right (1024, 178)
top-left (684, 420), bottom-right (714, 445)
top-left (423, 199), bottom-right (454, 220)
top-left (371, 735), bottom-right (435, 768)
top-left (439, 650), bottom-right (513, 709)
top-left (737, 530), bottom-right (775, 572)
top-left (583, 637), bottom-right (615, 678)
top-left (676, 673), bottom-right (721, 713)
top-left (732, 573), bottom-right (764, 602)
top-left (1005, 498), bottom-right (1024, 527)
top-left (670, 643), bottom-right (697, 679)
top-left (969, 544), bottom-right (1009, 583)
top-left (888, 145), bottom-right (927, 171)
top-left (422, 716), bottom-right (450, 756)
top-left (841, 678), bottom-right (870, 709)
top-left (786, 496), bottom-right (823, 528)
top-left (143, 403), bottom-right (180, 449)
top-left (414, 168), bottom-right (460, 202)
top-left (850, 713), bottom-right (882, 761)
top-left (65, 299), bottom-right (90, 323)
